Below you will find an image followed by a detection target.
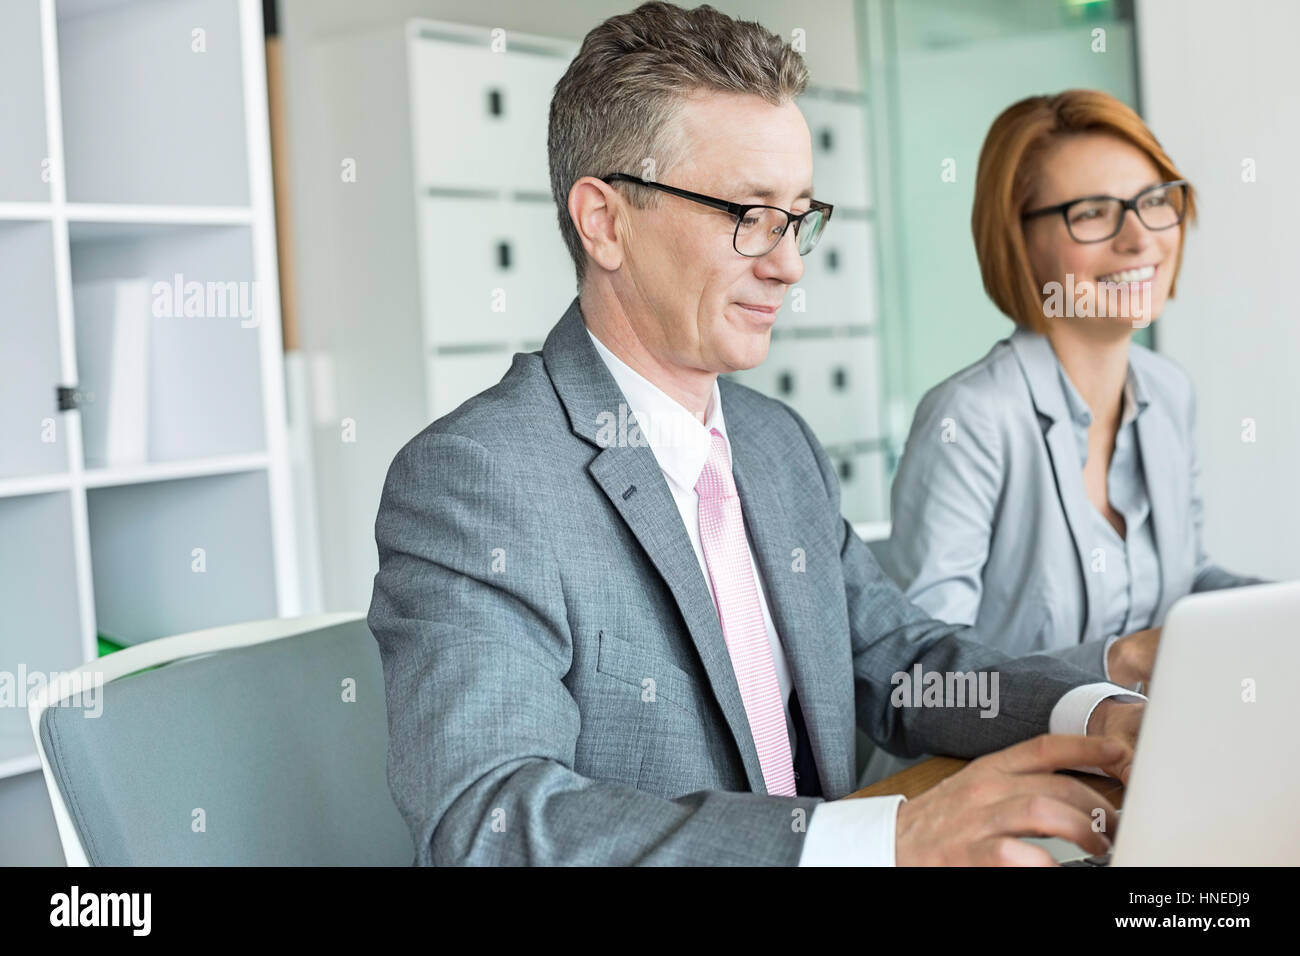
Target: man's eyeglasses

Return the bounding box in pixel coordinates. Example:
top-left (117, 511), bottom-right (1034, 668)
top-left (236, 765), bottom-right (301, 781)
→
top-left (600, 173), bottom-right (833, 257)
top-left (1021, 180), bottom-right (1189, 243)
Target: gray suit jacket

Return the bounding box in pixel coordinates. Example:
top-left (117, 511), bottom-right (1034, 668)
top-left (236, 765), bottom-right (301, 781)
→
top-left (368, 297), bottom-right (1107, 866)
top-left (886, 327), bottom-right (1263, 678)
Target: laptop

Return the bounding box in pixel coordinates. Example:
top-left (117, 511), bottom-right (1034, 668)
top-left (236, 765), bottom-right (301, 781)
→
top-left (1026, 580), bottom-right (1300, 866)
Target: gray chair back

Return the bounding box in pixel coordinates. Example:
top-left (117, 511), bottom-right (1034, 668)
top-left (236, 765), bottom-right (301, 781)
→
top-left (40, 619), bottom-right (413, 865)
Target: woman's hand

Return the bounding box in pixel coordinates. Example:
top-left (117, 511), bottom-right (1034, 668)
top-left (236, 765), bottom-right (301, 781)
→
top-left (1106, 626), bottom-right (1162, 691)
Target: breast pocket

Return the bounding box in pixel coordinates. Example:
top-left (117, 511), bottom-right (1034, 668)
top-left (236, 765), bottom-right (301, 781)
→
top-left (595, 629), bottom-right (704, 718)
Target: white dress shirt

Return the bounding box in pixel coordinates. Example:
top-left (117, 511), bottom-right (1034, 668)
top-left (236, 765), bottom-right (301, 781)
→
top-left (585, 325), bottom-right (1144, 865)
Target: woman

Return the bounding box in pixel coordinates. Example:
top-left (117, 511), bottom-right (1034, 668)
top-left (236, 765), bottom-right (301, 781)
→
top-left (865, 90), bottom-right (1263, 785)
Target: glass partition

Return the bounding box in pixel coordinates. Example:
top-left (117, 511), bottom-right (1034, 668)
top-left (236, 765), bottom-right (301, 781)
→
top-left (863, 0), bottom-right (1144, 482)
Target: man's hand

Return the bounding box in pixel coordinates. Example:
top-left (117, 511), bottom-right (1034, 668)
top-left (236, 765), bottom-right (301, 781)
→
top-left (1085, 698), bottom-right (1145, 783)
top-left (894, 735), bottom-right (1129, 866)
top-left (1107, 626), bottom-right (1161, 689)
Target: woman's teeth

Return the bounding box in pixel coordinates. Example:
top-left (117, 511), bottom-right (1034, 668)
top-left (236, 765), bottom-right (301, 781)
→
top-left (1097, 265), bottom-right (1155, 283)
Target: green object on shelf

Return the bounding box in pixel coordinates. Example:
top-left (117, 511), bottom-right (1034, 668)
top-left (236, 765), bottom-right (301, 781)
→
top-left (96, 634), bottom-right (164, 675)
top-left (97, 634), bottom-right (126, 657)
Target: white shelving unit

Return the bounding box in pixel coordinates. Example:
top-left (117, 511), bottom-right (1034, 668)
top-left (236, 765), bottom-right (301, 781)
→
top-left (0, 0), bottom-right (299, 863)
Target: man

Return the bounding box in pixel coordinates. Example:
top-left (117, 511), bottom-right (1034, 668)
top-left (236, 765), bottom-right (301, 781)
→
top-left (368, 1), bottom-right (1145, 865)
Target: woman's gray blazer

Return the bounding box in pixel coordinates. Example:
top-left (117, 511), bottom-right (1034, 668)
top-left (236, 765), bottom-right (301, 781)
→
top-left (884, 327), bottom-right (1261, 677)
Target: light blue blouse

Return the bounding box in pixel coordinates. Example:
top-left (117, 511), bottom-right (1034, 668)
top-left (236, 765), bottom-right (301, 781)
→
top-left (866, 329), bottom-right (1265, 788)
top-left (1055, 362), bottom-right (1162, 651)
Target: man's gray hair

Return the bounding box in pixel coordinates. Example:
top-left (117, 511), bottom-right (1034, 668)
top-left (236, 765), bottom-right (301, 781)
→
top-left (548, 2), bottom-right (809, 289)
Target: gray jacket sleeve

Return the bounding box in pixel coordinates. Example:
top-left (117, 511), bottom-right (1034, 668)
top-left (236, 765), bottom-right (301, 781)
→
top-left (881, 381), bottom-right (1108, 676)
top-left (367, 429), bottom-right (821, 866)
top-left (786, 406), bottom-right (1103, 760)
top-left (884, 379), bottom-right (1002, 630)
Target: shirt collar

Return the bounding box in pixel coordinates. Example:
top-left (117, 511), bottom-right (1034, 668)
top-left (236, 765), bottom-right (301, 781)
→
top-left (1009, 326), bottom-right (1151, 430)
top-left (585, 325), bottom-right (725, 494)
top-left (1055, 360), bottom-right (1149, 431)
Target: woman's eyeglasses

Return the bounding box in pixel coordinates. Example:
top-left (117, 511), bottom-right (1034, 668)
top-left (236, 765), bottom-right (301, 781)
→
top-left (1021, 180), bottom-right (1189, 243)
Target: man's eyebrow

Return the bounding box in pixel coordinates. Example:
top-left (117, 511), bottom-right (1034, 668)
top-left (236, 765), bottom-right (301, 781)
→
top-left (731, 181), bottom-right (815, 202)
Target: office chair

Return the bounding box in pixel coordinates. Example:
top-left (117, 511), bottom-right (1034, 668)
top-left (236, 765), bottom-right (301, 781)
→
top-left (27, 613), bottom-right (413, 865)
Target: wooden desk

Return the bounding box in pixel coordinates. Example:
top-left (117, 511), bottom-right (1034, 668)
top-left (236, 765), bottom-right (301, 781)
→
top-left (846, 756), bottom-right (1126, 807)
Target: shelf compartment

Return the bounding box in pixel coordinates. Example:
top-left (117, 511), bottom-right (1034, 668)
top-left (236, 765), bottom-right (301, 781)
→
top-left (86, 469), bottom-right (278, 645)
top-left (56, 0), bottom-right (251, 206)
top-left (69, 221), bottom-right (268, 464)
top-left (0, 220), bottom-right (68, 480)
top-left (0, 492), bottom-right (85, 770)
top-left (0, 0), bottom-right (51, 202)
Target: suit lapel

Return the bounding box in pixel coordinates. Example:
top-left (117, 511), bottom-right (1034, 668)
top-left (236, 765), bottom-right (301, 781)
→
top-left (727, 400), bottom-right (852, 799)
top-left (1133, 393), bottom-right (1183, 622)
top-left (543, 297), bottom-right (768, 792)
top-left (1009, 330), bottom-right (1105, 644)
top-left (1042, 423), bottom-right (1105, 643)
top-left (586, 451), bottom-right (770, 791)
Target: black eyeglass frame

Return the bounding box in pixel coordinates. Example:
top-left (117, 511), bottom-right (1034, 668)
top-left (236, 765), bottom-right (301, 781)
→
top-left (599, 172), bottom-right (834, 257)
top-left (1020, 179), bottom-right (1190, 243)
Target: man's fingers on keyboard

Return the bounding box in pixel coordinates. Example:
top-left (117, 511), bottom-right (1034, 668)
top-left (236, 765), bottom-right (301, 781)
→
top-left (987, 794), bottom-right (1113, 858)
top-left (1020, 772), bottom-right (1120, 832)
top-left (989, 733), bottom-right (1128, 775)
top-left (979, 836), bottom-right (1059, 867)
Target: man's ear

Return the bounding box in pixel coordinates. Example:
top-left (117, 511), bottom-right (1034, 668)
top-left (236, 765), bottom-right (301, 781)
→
top-left (570, 177), bottom-right (625, 273)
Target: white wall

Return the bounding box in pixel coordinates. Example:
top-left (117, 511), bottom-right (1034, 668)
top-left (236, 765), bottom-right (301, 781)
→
top-left (280, 0), bottom-right (862, 90)
top-left (1137, 0), bottom-right (1300, 580)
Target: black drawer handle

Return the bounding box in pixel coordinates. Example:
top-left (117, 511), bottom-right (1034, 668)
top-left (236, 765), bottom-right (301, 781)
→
top-left (820, 127), bottom-right (834, 152)
top-left (777, 371), bottom-right (794, 395)
top-left (832, 367), bottom-right (848, 391)
top-left (497, 241), bottom-right (512, 270)
top-left (488, 87), bottom-right (504, 117)
top-left (839, 459), bottom-right (853, 481)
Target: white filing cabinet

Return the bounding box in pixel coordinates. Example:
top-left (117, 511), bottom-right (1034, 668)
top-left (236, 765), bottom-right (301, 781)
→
top-left (791, 216), bottom-right (878, 330)
top-left (728, 89), bottom-right (886, 524)
top-left (407, 27), bottom-right (576, 407)
top-left (416, 195), bottom-right (574, 350)
top-left (744, 333), bottom-right (882, 451)
top-left (801, 95), bottom-right (873, 210)
top-left (409, 35), bottom-right (564, 195)
top-left (300, 20), bottom-right (577, 612)
top-left (427, 349), bottom-right (517, 421)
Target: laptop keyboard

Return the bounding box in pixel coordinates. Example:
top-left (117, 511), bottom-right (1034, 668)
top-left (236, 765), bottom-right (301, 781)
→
top-left (1061, 851), bottom-right (1111, 866)
top-left (1058, 807), bottom-right (1121, 865)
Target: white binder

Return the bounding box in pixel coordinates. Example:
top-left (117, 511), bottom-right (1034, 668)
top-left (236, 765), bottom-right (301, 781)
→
top-left (72, 278), bottom-right (152, 467)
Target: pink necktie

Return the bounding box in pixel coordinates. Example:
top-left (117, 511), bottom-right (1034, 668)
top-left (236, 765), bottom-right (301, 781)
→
top-left (695, 427), bottom-right (796, 796)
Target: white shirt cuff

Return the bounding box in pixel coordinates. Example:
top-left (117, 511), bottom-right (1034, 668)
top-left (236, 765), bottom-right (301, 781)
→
top-left (1101, 634), bottom-right (1122, 682)
top-left (1050, 682), bottom-right (1147, 777)
top-left (798, 794), bottom-right (906, 866)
